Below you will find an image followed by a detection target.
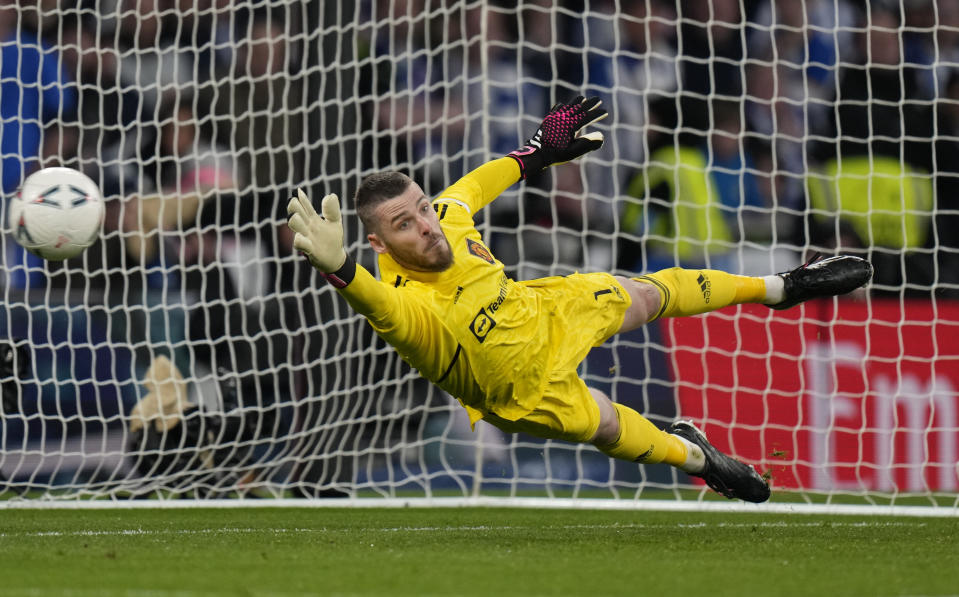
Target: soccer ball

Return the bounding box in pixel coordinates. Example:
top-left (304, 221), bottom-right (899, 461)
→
top-left (9, 167), bottom-right (105, 261)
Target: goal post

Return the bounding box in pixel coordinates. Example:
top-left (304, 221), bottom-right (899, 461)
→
top-left (1, 0), bottom-right (958, 511)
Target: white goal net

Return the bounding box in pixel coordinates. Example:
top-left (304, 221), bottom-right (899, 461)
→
top-left (1, 0), bottom-right (958, 509)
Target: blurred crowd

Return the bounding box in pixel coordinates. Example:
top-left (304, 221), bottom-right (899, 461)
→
top-left (3, 0), bottom-right (959, 491)
top-left (5, 0), bottom-right (959, 295)
top-left (0, 0), bottom-right (329, 494)
top-left (358, 0), bottom-right (959, 294)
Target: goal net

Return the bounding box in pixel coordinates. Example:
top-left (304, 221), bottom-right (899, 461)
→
top-left (1, 0), bottom-right (958, 509)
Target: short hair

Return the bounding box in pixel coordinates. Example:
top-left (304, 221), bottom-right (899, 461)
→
top-left (354, 171), bottom-right (413, 232)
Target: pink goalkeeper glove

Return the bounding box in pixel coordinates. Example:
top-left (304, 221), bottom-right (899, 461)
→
top-left (507, 95), bottom-right (607, 179)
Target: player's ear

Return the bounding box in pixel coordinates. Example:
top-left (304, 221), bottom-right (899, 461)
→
top-left (368, 232), bottom-right (388, 255)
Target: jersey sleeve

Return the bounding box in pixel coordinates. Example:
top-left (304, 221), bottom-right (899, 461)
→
top-left (334, 264), bottom-right (460, 381)
top-left (434, 157), bottom-right (521, 214)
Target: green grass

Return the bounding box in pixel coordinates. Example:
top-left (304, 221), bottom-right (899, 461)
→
top-left (0, 507), bottom-right (957, 597)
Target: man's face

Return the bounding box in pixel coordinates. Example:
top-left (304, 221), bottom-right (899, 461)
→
top-left (368, 182), bottom-right (454, 273)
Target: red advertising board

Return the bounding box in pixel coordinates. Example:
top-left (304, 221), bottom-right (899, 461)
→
top-left (666, 298), bottom-right (959, 492)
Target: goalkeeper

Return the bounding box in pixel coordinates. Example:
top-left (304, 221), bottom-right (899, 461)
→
top-left (287, 97), bottom-right (872, 503)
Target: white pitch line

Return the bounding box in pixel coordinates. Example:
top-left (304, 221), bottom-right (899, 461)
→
top-left (0, 590), bottom-right (337, 597)
top-left (0, 520), bottom-right (931, 539)
top-left (2, 497), bottom-right (957, 518)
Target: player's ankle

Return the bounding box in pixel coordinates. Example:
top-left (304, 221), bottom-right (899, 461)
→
top-left (761, 275), bottom-right (785, 305)
top-left (672, 434), bottom-right (706, 474)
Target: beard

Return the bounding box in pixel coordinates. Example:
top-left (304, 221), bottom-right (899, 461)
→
top-left (387, 234), bottom-right (454, 273)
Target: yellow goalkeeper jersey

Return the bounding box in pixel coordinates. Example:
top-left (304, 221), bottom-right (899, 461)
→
top-left (339, 158), bottom-right (571, 422)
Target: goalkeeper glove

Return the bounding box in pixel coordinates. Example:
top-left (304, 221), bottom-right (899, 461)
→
top-left (507, 95), bottom-right (607, 179)
top-left (287, 189), bottom-right (356, 288)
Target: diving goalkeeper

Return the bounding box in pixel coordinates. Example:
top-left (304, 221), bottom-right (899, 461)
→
top-left (286, 97), bottom-right (872, 503)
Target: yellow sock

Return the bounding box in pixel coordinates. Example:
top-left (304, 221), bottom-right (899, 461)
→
top-left (635, 267), bottom-right (766, 321)
top-left (597, 403), bottom-right (689, 466)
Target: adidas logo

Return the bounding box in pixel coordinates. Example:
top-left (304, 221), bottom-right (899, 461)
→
top-left (697, 273), bottom-right (711, 303)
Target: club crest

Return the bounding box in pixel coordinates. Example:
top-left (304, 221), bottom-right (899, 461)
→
top-left (466, 238), bottom-right (494, 264)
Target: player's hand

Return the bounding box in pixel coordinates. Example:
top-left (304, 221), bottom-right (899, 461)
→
top-left (507, 96), bottom-right (607, 179)
top-left (286, 188), bottom-right (347, 273)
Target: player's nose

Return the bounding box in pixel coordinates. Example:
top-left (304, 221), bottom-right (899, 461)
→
top-left (418, 215), bottom-right (433, 236)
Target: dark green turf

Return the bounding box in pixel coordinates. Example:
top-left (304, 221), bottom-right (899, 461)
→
top-left (0, 507), bottom-right (956, 596)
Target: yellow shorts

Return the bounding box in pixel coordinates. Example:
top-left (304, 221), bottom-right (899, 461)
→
top-left (481, 272), bottom-right (631, 443)
top-left (483, 369), bottom-right (601, 442)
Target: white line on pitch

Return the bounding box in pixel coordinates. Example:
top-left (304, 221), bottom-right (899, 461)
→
top-left (0, 520), bottom-right (930, 539)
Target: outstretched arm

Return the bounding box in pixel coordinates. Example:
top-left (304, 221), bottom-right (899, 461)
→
top-left (286, 190), bottom-right (459, 379)
top-left (442, 96), bottom-right (609, 213)
top-left (285, 188), bottom-right (387, 316)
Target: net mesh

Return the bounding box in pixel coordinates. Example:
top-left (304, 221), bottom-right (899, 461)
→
top-left (0, 0), bottom-right (957, 505)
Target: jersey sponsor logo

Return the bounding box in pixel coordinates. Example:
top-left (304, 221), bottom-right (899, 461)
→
top-left (469, 307), bottom-right (496, 343)
top-left (486, 274), bottom-right (509, 314)
top-left (466, 238), bottom-right (494, 264)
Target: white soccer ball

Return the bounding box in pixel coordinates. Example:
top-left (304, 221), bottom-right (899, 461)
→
top-left (9, 167), bottom-right (105, 261)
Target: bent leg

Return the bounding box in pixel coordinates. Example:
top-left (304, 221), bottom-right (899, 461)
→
top-left (478, 377), bottom-right (705, 473)
top-left (589, 388), bottom-right (704, 472)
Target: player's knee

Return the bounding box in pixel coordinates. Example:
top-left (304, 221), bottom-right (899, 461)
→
top-left (588, 388), bottom-right (620, 445)
top-left (614, 276), bottom-right (663, 332)
top-left (592, 415), bottom-right (619, 446)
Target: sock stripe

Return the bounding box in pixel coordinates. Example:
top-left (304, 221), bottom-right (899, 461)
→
top-left (634, 275), bottom-right (670, 321)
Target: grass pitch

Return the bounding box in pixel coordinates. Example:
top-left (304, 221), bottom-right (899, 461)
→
top-left (0, 506), bottom-right (956, 597)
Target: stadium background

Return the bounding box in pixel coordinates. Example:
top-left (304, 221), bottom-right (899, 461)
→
top-left (1, 0), bottom-right (957, 503)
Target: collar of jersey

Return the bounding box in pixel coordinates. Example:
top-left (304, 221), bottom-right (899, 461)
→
top-left (377, 252), bottom-right (444, 285)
